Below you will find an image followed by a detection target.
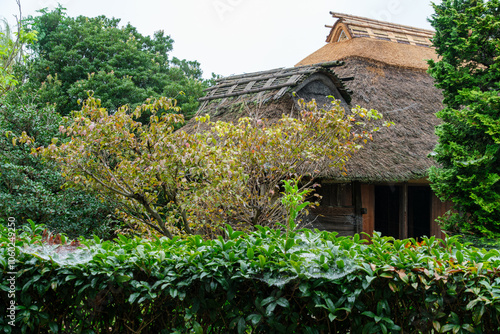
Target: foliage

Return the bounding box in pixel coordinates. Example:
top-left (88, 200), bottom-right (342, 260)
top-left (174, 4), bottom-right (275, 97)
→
top-left (0, 4), bottom-right (117, 238)
top-left (19, 6), bottom-right (208, 118)
top-left (281, 178), bottom-right (312, 232)
top-left (37, 96), bottom-right (388, 238)
top-left (3, 222), bottom-right (500, 333)
top-left (191, 98), bottom-right (390, 233)
top-left (36, 96), bottom-right (213, 238)
top-left (428, 0), bottom-right (500, 236)
top-left (438, 211), bottom-right (500, 249)
top-left (0, 1), bottom-right (37, 92)
top-left (457, 232), bottom-right (500, 251)
top-left (0, 93), bottom-right (118, 239)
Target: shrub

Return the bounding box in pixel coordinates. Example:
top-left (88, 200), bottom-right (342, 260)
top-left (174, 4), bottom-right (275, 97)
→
top-left (0, 94), bottom-right (119, 239)
top-left (428, 0), bottom-right (500, 237)
top-left (37, 96), bottom-right (388, 238)
top-left (2, 222), bottom-right (500, 333)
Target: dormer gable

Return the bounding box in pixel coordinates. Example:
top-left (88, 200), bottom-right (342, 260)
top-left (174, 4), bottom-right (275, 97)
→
top-left (325, 12), bottom-right (434, 47)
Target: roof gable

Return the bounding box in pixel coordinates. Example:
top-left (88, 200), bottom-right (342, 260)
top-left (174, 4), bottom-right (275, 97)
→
top-left (297, 12), bottom-right (438, 70)
top-left (326, 12), bottom-right (434, 47)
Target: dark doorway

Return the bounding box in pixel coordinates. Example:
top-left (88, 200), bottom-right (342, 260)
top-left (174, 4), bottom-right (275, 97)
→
top-left (374, 185), bottom-right (400, 238)
top-left (408, 186), bottom-right (431, 239)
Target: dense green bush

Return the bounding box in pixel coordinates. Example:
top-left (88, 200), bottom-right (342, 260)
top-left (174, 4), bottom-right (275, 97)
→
top-left (428, 0), bottom-right (500, 236)
top-left (2, 222), bottom-right (500, 333)
top-left (0, 94), bottom-right (119, 239)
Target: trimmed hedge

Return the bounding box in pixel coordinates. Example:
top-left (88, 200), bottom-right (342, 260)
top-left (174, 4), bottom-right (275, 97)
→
top-left (2, 222), bottom-right (500, 333)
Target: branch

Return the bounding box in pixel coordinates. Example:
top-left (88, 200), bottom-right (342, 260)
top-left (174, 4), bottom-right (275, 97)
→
top-left (117, 201), bottom-right (165, 235)
top-left (4, 0), bottom-right (23, 71)
top-left (132, 193), bottom-right (174, 239)
top-left (96, 150), bottom-right (135, 195)
top-left (77, 163), bottom-right (133, 198)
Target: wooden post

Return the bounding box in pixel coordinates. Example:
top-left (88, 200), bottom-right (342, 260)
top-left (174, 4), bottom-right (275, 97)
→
top-left (353, 181), bottom-right (363, 234)
top-left (399, 183), bottom-right (408, 239)
top-left (361, 184), bottom-right (375, 238)
top-left (431, 192), bottom-right (452, 238)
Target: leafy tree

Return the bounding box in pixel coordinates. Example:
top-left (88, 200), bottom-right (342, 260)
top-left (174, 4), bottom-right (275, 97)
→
top-left (0, 3), bottom-right (117, 238)
top-left (37, 97), bottom-right (216, 238)
top-left (0, 94), bottom-right (119, 238)
top-left (0, 18), bottom-right (19, 92)
top-left (428, 0), bottom-right (500, 236)
top-left (20, 7), bottom-right (207, 118)
top-left (192, 99), bottom-right (388, 234)
top-left (0, 1), bottom-right (37, 92)
top-left (38, 96), bottom-right (388, 238)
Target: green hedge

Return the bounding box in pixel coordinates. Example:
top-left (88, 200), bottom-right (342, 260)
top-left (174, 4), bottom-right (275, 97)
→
top-left (2, 222), bottom-right (500, 333)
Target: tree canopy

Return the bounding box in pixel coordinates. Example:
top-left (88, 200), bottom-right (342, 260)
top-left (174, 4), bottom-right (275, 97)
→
top-left (37, 96), bottom-right (388, 238)
top-left (428, 0), bottom-right (500, 236)
top-left (0, 97), bottom-right (118, 238)
top-left (0, 7), bottom-right (117, 237)
top-left (21, 7), bottom-right (208, 118)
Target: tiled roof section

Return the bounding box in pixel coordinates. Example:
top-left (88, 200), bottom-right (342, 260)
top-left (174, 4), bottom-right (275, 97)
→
top-left (327, 12), bottom-right (434, 47)
top-left (198, 61), bottom-right (352, 112)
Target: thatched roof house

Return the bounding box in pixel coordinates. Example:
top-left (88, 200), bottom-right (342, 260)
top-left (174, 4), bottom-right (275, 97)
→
top-left (192, 12), bottom-right (452, 239)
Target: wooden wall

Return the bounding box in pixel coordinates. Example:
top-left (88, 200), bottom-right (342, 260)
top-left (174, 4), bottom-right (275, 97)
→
top-left (308, 180), bottom-right (452, 239)
top-left (308, 182), bottom-right (357, 236)
top-left (308, 206), bottom-right (357, 236)
top-left (430, 192), bottom-right (453, 238)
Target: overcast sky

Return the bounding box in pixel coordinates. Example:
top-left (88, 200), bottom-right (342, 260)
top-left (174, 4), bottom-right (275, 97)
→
top-left (1, 0), bottom-right (439, 79)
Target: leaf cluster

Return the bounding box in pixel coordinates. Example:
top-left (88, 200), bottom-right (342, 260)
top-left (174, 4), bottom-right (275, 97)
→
top-left (0, 1), bottom-right (38, 93)
top-left (190, 98), bottom-right (388, 232)
top-left (0, 90), bottom-right (119, 239)
top-left (2, 222), bottom-right (500, 333)
top-left (36, 96), bottom-right (204, 239)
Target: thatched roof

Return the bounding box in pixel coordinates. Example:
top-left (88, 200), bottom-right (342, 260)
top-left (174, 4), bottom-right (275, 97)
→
top-left (326, 57), bottom-right (442, 182)
top-left (297, 12), bottom-right (438, 70)
top-left (197, 61), bottom-right (351, 114)
top-left (295, 12), bottom-right (442, 182)
top-left (296, 38), bottom-right (438, 71)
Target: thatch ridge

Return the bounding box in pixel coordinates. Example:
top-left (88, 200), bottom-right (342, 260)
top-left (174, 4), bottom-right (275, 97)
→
top-left (329, 12), bottom-right (435, 35)
top-left (296, 38), bottom-right (438, 70)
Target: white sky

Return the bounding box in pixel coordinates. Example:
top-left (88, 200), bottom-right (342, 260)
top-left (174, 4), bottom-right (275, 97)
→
top-left (1, 0), bottom-right (439, 79)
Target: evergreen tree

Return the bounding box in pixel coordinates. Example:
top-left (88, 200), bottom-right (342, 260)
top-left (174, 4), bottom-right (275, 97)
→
top-left (428, 0), bottom-right (500, 236)
top-left (0, 95), bottom-right (118, 238)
